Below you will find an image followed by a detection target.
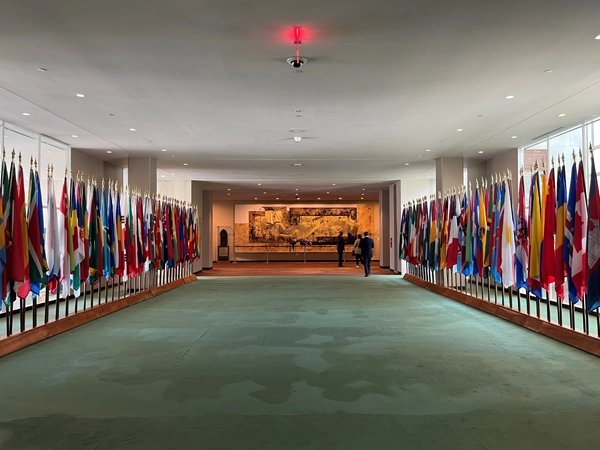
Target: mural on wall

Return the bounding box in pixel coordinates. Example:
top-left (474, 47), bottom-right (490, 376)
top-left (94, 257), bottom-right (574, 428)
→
top-left (249, 207), bottom-right (359, 246)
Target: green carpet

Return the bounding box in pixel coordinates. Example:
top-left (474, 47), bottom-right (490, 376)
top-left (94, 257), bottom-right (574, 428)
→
top-left (1, 276), bottom-right (600, 449)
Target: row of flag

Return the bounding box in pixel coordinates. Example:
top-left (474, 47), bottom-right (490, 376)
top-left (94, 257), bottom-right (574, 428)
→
top-left (0, 152), bottom-right (201, 310)
top-left (399, 147), bottom-right (600, 313)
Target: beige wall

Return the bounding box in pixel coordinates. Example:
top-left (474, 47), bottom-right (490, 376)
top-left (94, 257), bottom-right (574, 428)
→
top-left (157, 180), bottom-right (192, 203)
top-left (71, 148), bottom-right (123, 186)
top-left (466, 148), bottom-right (518, 204)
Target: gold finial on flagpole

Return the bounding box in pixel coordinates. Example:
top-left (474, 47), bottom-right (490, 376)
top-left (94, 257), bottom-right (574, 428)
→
top-left (2, 148), bottom-right (4, 161)
top-left (34, 159), bottom-right (38, 171)
top-left (592, 144), bottom-right (596, 159)
top-left (551, 157), bottom-right (554, 168)
top-left (29, 156), bottom-right (33, 167)
top-left (102, 178), bottom-right (105, 189)
top-left (579, 147), bottom-right (583, 161)
top-left (572, 149), bottom-right (576, 162)
top-left (520, 166), bottom-right (524, 177)
top-left (475, 178), bottom-right (479, 189)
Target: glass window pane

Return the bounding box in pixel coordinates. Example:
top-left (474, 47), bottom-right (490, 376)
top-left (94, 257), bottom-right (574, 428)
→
top-left (549, 126), bottom-right (583, 188)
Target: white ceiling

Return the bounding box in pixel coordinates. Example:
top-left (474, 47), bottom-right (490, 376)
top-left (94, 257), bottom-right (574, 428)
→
top-left (1, 0), bottom-right (600, 201)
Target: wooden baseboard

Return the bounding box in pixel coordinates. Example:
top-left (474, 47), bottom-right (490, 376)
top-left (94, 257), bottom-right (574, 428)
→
top-left (403, 274), bottom-right (600, 358)
top-left (0, 277), bottom-right (197, 358)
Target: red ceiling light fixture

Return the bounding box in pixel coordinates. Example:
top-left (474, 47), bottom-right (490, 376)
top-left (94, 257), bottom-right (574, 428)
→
top-left (287, 26), bottom-right (307, 69)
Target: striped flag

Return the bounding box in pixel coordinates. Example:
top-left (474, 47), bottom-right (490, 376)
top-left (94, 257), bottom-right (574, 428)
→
top-left (500, 179), bottom-right (516, 287)
top-left (555, 163), bottom-right (567, 299)
top-left (515, 173), bottom-right (529, 290)
top-left (58, 175), bottom-right (70, 298)
top-left (565, 161), bottom-right (578, 303)
top-left (0, 160), bottom-right (6, 305)
top-left (26, 164), bottom-right (47, 297)
top-left (528, 169), bottom-right (543, 298)
top-left (541, 167), bottom-right (556, 290)
top-left (587, 150), bottom-right (600, 312)
top-left (572, 159), bottom-right (588, 301)
top-left (11, 160), bottom-right (30, 300)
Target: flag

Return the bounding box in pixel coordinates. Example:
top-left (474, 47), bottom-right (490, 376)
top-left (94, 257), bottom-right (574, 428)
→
top-left (439, 196), bottom-right (448, 270)
top-left (58, 175), bottom-right (70, 298)
top-left (447, 193), bottom-right (460, 269)
top-left (500, 179), bottom-right (516, 288)
top-left (26, 164), bottom-right (47, 297)
top-left (1, 158), bottom-right (13, 302)
top-left (429, 197), bottom-right (437, 269)
top-left (571, 159), bottom-right (588, 301)
top-left (78, 180), bottom-right (89, 285)
top-left (587, 150), bottom-right (600, 312)
top-left (541, 167), bottom-right (556, 290)
top-left (88, 183), bottom-right (101, 285)
top-left (46, 170), bottom-right (60, 294)
top-left (555, 164), bottom-right (567, 299)
top-left (528, 170), bottom-right (543, 298)
top-left (515, 173), bottom-right (529, 290)
top-left (462, 190), bottom-right (473, 276)
top-left (484, 180), bottom-right (494, 276)
top-left (490, 181), bottom-right (503, 284)
top-left (70, 177), bottom-right (82, 297)
top-left (565, 161), bottom-right (578, 303)
top-left (0, 165), bottom-right (5, 307)
top-left (115, 189), bottom-right (125, 277)
top-left (10, 160), bottom-right (30, 300)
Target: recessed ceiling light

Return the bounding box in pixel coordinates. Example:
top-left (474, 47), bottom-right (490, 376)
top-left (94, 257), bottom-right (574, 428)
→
top-left (161, 149), bottom-right (167, 152)
top-left (171, 173), bottom-right (175, 175)
top-left (227, 193), bottom-right (231, 196)
top-left (129, 128), bottom-right (136, 131)
top-left (595, 35), bottom-right (600, 40)
top-left (258, 183), bottom-right (262, 186)
top-left (332, 183), bottom-right (336, 186)
top-left (276, 197), bottom-right (279, 200)
top-left (295, 188), bottom-right (299, 191)
top-left (161, 175), bottom-right (165, 178)
top-left (418, 155), bottom-right (422, 158)
top-left (478, 151), bottom-right (484, 154)
top-left (183, 163), bottom-right (188, 166)
top-left (317, 197), bottom-right (321, 200)
top-left (326, 191), bottom-right (330, 194)
top-left (558, 113), bottom-right (566, 117)
top-left (505, 95), bottom-right (514, 99)
top-left (297, 198), bottom-right (300, 200)
top-left (37, 68), bottom-right (47, 72)
top-left (544, 69), bottom-right (553, 73)
top-left (456, 128), bottom-right (463, 132)
top-left (511, 136), bottom-right (517, 139)
top-left (22, 113), bottom-right (30, 116)
top-left (405, 163), bottom-right (409, 166)
top-left (76, 94), bottom-right (86, 98)
top-left (254, 198), bottom-right (258, 200)
top-left (289, 128), bottom-right (306, 133)
top-left (293, 163), bottom-right (302, 166)
top-left (106, 151), bottom-right (112, 154)
top-left (362, 188), bottom-right (366, 190)
top-left (425, 149), bottom-right (431, 152)
top-left (263, 192), bottom-right (267, 194)
top-left (227, 188), bottom-right (231, 191)
top-left (339, 197), bottom-right (342, 200)
top-left (72, 135), bottom-right (78, 138)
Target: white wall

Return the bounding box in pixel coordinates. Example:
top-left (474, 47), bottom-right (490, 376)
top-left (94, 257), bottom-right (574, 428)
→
top-left (71, 148), bottom-right (123, 186)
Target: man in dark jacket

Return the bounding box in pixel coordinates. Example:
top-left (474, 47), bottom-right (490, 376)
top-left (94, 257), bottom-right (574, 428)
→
top-left (336, 231), bottom-right (345, 267)
top-left (358, 231), bottom-right (374, 277)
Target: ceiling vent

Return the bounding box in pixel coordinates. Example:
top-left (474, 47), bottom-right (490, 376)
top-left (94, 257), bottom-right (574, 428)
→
top-left (531, 127), bottom-right (563, 141)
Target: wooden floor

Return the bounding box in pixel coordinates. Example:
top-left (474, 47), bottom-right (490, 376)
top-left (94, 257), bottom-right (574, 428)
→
top-left (198, 261), bottom-right (396, 277)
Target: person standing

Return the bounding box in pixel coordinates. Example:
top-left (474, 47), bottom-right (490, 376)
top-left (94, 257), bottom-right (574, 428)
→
top-left (358, 231), bottom-right (374, 277)
top-left (336, 231), bottom-right (346, 267)
top-left (353, 233), bottom-right (363, 268)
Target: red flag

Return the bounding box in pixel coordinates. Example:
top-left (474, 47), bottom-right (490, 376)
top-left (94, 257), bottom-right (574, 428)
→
top-left (572, 160), bottom-right (588, 300)
top-left (9, 161), bottom-right (29, 299)
top-left (541, 167), bottom-right (556, 290)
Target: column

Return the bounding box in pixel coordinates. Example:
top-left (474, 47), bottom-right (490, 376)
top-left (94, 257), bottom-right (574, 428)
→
top-left (200, 188), bottom-right (213, 270)
top-left (389, 181), bottom-right (401, 273)
top-left (128, 157), bottom-right (157, 193)
top-left (379, 188), bottom-right (390, 268)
